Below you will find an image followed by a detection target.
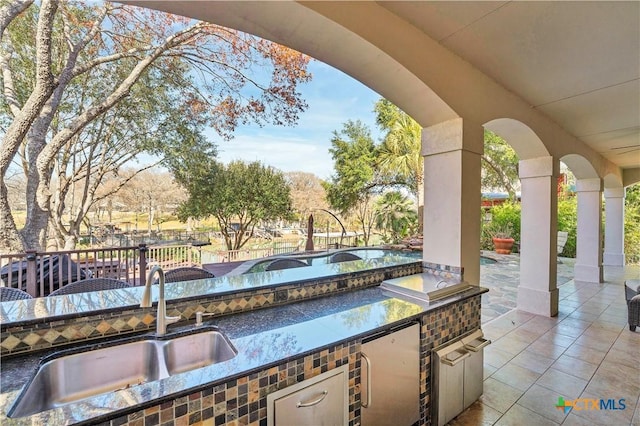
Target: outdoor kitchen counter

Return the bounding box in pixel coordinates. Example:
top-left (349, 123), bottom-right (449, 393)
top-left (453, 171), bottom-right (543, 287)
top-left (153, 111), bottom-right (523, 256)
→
top-left (0, 284), bottom-right (487, 425)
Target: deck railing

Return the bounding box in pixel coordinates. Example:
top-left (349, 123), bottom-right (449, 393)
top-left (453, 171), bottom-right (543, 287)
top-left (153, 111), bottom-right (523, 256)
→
top-left (208, 241), bottom-right (303, 263)
top-left (0, 243), bottom-right (202, 297)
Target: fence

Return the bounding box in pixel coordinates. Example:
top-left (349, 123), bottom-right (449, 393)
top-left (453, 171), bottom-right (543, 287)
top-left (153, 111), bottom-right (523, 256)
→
top-left (206, 241), bottom-right (303, 263)
top-left (0, 243), bottom-right (202, 298)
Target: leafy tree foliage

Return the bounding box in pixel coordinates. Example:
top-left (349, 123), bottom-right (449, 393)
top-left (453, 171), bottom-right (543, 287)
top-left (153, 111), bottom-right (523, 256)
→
top-left (624, 183), bottom-right (640, 263)
top-left (374, 191), bottom-right (417, 244)
top-left (323, 120), bottom-right (379, 244)
top-left (176, 160), bottom-right (293, 251)
top-left (0, 0), bottom-right (311, 252)
top-left (374, 98), bottom-right (422, 213)
top-left (481, 130), bottom-right (520, 199)
top-left (284, 171), bottom-right (328, 226)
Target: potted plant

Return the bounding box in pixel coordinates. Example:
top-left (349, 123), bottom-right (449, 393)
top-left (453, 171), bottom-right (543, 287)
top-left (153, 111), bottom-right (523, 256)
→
top-left (490, 223), bottom-right (515, 254)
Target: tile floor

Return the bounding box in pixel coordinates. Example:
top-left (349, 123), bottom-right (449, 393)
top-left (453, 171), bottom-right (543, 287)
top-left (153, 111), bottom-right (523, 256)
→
top-left (449, 260), bottom-right (640, 426)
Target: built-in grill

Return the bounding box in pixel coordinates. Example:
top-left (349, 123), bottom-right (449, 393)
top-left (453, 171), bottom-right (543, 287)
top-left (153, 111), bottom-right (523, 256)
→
top-left (380, 272), bottom-right (473, 302)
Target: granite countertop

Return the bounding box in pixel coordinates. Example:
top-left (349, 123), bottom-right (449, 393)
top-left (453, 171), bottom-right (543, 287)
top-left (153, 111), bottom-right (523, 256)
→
top-left (0, 284), bottom-right (486, 425)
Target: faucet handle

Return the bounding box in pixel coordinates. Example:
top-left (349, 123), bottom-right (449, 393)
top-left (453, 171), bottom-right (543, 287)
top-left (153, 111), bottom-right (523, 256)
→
top-left (195, 311), bottom-right (215, 326)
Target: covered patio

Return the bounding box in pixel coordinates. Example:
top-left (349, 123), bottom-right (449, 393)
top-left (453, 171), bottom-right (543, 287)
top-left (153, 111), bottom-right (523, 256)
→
top-left (121, 1), bottom-right (640, 424)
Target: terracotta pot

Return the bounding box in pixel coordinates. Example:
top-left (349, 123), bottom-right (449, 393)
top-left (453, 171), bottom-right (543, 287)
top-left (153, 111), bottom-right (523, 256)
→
top-left (492, 237), bottom-right (515, 254)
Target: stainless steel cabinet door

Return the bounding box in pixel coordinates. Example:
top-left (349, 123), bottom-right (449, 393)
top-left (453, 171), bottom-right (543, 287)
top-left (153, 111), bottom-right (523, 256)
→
top-left (361, 323), bottom-right (420, 426)
top-left (268, 365), bottom-right (348, 426)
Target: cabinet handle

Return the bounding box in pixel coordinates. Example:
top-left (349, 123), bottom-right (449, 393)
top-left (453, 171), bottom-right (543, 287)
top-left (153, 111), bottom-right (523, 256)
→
top-left (361, 352), bottom-right (372, 408)
top-left (297, 390), bottom-right (328, 408)
top-left (441, 349), bottom-right (470, 366)
top-left (464, 338), bottom-right (491, 352)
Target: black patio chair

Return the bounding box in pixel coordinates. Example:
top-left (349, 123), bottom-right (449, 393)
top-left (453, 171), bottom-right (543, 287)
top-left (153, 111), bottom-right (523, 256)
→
top-left (0, 287), bottom-right (33, 302)
top-left (48, 278), bottom-right (130, 297)
top-left (328, 252), bottom-right (362, 263)
top-left (164, 267), bottom-right (215, 283)
top-left (264, 258), bottom-right (309, 271)
top-left (625, 280), bottom-right (640, 332)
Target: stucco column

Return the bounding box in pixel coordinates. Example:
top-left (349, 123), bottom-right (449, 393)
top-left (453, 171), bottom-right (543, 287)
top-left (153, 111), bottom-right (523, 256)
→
top-left (574, 178), bottom-right (604, 282)
top-left (421, 118), bottom-right (483, 285)
top-left (603, 187), bottom-right (625, 266)
top-left (517, 156), bottom-right (558, 317)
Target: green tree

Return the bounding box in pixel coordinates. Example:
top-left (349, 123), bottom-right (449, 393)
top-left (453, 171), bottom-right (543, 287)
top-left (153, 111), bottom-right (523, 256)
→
top-left (0, 0), bottom-right (311, 252)
top-left (482, 130), bottom-right (520, 200)
top-left (624, 183), bottom-right (640, 264)
top-left (176, 160), bottom-right (293, 251)
top-left (374, 191), bottom-right (417, 244)
top-left (323, 120), bottom-right (378, 245)
top-left (374, 99), bottom-right (423, 225)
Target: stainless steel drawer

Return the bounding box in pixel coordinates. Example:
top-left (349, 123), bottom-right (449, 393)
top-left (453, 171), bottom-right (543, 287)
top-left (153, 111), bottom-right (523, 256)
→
top-left (267, 365), bottom-right (348, 426)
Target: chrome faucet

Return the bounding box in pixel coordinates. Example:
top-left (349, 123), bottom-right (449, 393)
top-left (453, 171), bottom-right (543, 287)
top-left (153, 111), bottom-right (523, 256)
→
top-left (140, 266), bottom-right (181, 336)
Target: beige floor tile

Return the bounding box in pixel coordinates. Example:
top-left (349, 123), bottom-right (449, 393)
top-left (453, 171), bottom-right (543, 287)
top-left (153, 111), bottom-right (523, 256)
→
top-left (585, 362), bottom-right (640, 397)
top-left (603, 347), bottom-right (640, 371)
top-left (494, 403), bottom-right (559, 426)
top-left (490, 336), bottom-right (531, 356)
top-left (517, 383), bottom-right (570, 424)
top-left (572, 335), bottom-right (614, 352)
top-left (567, 311), bottom-right (600, 323)
top-left (563, 343), bottom-right (607, 365)
top-left (510, 351), bottom-right (555, 375)
top-left (448, 400), bottom-right (502, 426)
top-left (536, 368), bottom-right (588, 399)
top-left (536, 332), bottom-right (576, 348)
top-left (525, 340), bottom-right (567, 360)
top-left (506, 327), bottom-right (545, 341)
top-left (550, 354), bottom-right (598, 381)
top-left (479, 377), bottom-right (523, 414)
top-left (492, 363), bottom-right (541, 392)
top-left (561, 411), bottom-right (600, 425)
top-left (484, 346), bottom-right (516, 369)
top-left (484, 363), bottom-right (498, 380)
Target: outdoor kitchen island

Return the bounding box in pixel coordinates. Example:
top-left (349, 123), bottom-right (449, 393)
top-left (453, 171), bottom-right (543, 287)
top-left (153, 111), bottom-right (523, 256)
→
top-left (0, 252), bottom-right (487, 425)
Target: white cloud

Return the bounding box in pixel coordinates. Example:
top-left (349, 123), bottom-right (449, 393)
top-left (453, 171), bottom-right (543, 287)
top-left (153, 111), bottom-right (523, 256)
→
top-left (216, 133), bottom-right (334, 179)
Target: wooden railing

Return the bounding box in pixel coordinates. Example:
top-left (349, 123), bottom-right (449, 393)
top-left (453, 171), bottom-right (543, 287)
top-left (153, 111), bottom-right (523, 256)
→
top-left (0, 243), bottom-right (202, 298)
top-left (209, 241), bottom-right (302, 263)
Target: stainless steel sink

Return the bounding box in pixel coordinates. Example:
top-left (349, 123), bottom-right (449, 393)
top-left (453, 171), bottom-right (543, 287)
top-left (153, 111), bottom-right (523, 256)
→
top-left (8, 329), bottom-right (237, 418)
top-left (163, 330), bottom-right (237, 375)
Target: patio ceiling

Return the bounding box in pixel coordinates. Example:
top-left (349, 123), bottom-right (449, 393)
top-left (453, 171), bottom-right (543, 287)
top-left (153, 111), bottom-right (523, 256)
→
top-left (121, 1), bottom-right (640, 174)
top-left (377, 1), bottom-right (640, 170)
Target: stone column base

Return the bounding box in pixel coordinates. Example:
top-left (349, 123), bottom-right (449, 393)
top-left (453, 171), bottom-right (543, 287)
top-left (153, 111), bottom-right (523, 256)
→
top-left (574, 263), bottom-right (603, 283)
top-left (516, 286), bottom-right (559, 317)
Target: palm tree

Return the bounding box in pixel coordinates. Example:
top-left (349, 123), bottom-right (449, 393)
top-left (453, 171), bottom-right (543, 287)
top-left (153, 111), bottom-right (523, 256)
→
top-left (374, 191), bottom-right (418, 243)
top-left (374, 99), bottom-right (423, 228)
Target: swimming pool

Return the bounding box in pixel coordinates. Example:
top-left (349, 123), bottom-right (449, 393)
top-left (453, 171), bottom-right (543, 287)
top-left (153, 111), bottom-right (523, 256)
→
top-left (243, 249), bottom-right (421, 273)
top-left (243, 248), bottom-right (495, 274)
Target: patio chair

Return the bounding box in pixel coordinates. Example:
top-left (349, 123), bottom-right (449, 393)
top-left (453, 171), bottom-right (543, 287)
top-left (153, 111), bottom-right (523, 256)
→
top-left (0, 287), bottom-right (33, 302)
top-left (328, 252), bottom-right (362, 263)
top-left (48, 278), bottom-right (130, 296)
top-left (264, 258), bottom-right (309, 271)
top-left (625, 279), bottom-right (640, 332)
top-left (164, 267), bottom-right (215, 283)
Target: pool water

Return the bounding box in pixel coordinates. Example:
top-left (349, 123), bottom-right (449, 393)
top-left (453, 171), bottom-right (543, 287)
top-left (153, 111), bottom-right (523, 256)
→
top-left (243, 249), bottom-right (494, 273)
top-left (244, 249), bottom-right (421, 273)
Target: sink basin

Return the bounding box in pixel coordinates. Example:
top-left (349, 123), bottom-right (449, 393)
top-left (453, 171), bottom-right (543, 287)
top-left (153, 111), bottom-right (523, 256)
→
top-left (8, 329), bottom-right (237, 418)
top-left (163, 330), bottom-right (237, 375)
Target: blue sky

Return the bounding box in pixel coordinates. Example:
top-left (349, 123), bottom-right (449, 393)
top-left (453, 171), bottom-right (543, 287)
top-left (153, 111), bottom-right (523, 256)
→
top-left (212, 60), bottom-right (383, 180)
